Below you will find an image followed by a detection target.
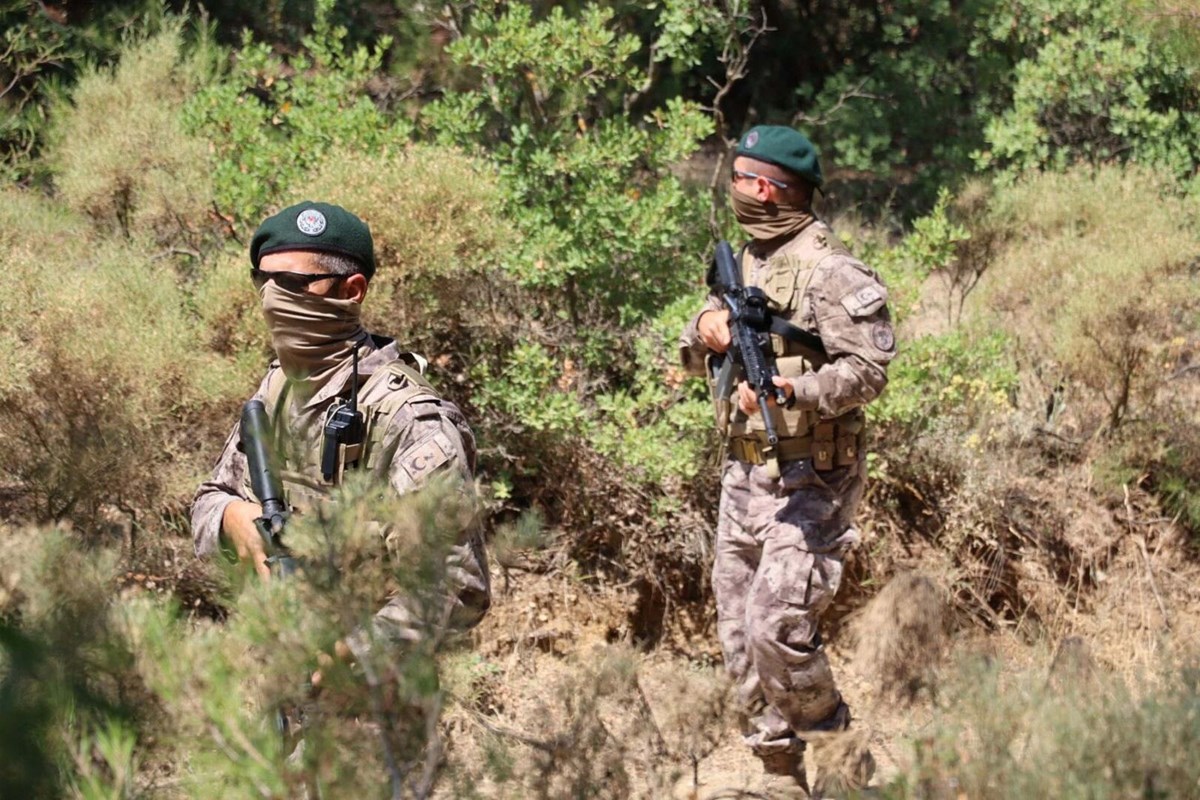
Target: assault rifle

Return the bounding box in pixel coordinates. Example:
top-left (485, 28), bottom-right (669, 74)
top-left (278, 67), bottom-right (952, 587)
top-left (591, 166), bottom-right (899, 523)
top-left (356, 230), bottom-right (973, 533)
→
top-left (240, 399), bottom-right (297, 577)
top-left (706, 240), bottom-right (828, 455)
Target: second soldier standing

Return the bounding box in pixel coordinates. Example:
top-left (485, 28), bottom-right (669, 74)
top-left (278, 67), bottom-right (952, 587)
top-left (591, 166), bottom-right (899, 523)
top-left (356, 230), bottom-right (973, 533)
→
top-left (680, 127), bottom-right (896, 797)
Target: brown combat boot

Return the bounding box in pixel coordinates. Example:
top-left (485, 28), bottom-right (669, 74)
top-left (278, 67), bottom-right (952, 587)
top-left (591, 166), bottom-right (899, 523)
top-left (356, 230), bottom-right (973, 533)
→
top-left (757, 750), bottom-right (810, 799)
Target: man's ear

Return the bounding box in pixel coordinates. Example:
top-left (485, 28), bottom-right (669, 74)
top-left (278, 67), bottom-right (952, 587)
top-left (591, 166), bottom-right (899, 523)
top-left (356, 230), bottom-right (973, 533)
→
top-left (342, 273), bottom-right (369, 303)
top-left (754, 176), bottom-right (774, 203)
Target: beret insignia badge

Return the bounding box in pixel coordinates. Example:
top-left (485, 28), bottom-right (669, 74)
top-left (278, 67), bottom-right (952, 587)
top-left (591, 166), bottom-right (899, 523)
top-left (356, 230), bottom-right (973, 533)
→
top-left (744, 130), bottom-right (759, 148)
top-left (296, 208), bottom-right (327, 236)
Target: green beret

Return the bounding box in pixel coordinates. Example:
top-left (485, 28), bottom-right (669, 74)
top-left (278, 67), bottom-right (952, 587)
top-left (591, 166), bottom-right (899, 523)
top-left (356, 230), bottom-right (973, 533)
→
top-left (735, 125), bottom-right (823, 188)
top-left (250, 200), bottom-right (376, 280)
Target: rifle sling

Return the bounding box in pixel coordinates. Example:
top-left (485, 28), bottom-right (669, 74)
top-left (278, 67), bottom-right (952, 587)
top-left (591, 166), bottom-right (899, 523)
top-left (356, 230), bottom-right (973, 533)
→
top-left (734, 241), bottom-right (829, 367)
top-left (769, 316), bottom-right (828, 367)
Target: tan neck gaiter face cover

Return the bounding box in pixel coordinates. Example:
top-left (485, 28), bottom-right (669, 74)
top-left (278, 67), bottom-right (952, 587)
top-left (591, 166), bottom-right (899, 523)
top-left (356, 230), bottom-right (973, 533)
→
top-left (259, 282), bottom-right (367, 398)
top-left (731, 186), bottom-right (815, 241)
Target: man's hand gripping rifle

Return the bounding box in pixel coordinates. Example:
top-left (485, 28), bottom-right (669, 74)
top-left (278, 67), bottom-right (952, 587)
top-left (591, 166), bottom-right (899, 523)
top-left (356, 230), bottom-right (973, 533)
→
top-left (240, 399), bottom-right (297, 577)
top-left (708, 241), bottom-right (792, 468)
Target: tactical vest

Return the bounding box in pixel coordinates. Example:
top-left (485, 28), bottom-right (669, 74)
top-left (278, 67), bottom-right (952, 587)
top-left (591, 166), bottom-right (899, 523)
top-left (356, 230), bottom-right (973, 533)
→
top-left (713, 223), bottom-right (857, 453)
top-left (241, 354), bottom-right (439, 512)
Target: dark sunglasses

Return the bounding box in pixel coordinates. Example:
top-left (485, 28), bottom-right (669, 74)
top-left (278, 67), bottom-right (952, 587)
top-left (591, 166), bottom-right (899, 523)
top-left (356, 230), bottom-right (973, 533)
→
top-left (251, 268), bottom-right (346, 293)
top-left (731, 167), bottom-right (790, 190)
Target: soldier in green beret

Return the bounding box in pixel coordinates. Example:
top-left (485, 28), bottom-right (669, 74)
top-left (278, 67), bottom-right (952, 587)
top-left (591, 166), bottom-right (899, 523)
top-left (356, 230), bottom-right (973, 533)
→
top-left (191, 200), bottom-right (490, 642)
top-left (679, 127), bottom-right (895, 797)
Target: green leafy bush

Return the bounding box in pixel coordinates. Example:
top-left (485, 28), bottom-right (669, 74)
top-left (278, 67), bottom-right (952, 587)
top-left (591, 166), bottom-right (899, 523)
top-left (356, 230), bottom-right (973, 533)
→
top-left (423, 1), bottom-right (713, 333)
top-left (977, 0), bottom-right (1200, 178)
top-left (185, 0), bottom-right (411, 231)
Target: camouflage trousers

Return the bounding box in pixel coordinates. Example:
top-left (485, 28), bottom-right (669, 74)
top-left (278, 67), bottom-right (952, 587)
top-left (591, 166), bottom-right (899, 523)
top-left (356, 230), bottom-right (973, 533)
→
top-left (712, 455), bottom-right (865, 756)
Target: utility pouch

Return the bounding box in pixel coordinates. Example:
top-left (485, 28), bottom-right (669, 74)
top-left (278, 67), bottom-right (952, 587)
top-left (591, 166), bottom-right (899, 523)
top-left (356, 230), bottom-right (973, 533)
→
top-left (835, 433), bottom-right (859, 467)
top-left (813, 422), bottom-right (836, 472)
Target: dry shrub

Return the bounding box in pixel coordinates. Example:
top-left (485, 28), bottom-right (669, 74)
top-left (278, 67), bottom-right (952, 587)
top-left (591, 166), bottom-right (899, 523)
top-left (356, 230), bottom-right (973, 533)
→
top-left (443, 645), bottom-right (731, 799)
top-left (191, 246), bottom-right (272, 368)
top-left (863, 424), bottom-right (1136, 640)
top-left (805, 726), bottom-right (875, 798)
top-left (0, 195), bottom-right (245, 528)
top-left (853, 573), bottom-right (947, 703)
top-left (636, 659), bottom-right (731, 793)
top-left (445, 644), bottom-right (641, 798)
top-left (889, 650), bottom-right (1200, 799)
top-left (50, 22), bottom-right (214, 247)
top-left (298, 145), bottom-right (515, 353)
top-left (974, 165), bottom-right (1200, 433)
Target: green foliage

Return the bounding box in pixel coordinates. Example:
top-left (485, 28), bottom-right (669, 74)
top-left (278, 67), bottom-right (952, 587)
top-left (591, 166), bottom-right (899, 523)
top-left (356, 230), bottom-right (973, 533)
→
top-left (976, 0), bottom-right (1200, 178)
top-left (0, 528), bottom-right (152, 800)
top-left (185, 0), bottom-right (411, 230)
top-left (126, 476), bottom-right (480, 798)
top-left (798, 0), bottom-right (1008, 209)
top-left (474, 293), bottom-right (710, 488)
top-left (872, 330), bottom-right (1017, 438)
top-left (423, 0), bottom-right (714, 330)
top-left (863, 187), bottom-right (1018, 442)
top-left (868, 188), bottom-right (971, 326)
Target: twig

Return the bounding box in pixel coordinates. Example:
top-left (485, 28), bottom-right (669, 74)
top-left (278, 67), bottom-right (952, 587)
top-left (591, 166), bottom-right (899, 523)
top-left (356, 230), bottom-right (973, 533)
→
top-left (465, 708), bottom-right (568, 754)
top-left (358, 651), bottom-right (409, 799)
top-left (1123, 484), bottom-right (1171, 631)
top-left (792, 78), bottom-right (882, 128)
top-left (705, 4), bottom-right (773, 236)
top-left (1170, 364), bottom-right (1200, 380)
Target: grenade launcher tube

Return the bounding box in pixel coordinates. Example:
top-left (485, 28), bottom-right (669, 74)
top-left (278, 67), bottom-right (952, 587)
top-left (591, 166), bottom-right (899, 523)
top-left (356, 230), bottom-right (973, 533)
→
top-left (239, 400), bottom-right (291, 571)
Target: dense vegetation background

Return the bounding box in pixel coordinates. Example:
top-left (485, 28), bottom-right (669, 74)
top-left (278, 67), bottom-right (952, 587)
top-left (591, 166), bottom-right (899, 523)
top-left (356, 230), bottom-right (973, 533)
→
top-left (1, 0), bottom-right (1200, 796)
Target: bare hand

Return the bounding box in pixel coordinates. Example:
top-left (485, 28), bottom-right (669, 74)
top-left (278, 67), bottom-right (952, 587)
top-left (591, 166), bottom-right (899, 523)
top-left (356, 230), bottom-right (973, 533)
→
top-left (698, 309), bottom-right (732, 353)
top-left (737, 376), bottom-right (795, 415)
top-left (221, 500), bottom-right (271, 580)
top-left (311, 639), bottom-right (354, 688)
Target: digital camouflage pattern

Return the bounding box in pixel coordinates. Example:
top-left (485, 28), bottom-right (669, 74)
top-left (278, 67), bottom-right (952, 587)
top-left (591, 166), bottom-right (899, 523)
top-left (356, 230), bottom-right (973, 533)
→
top-left (680, 219), bottom-right (895, 760)
top-left (191, 336), bottom-right (491, 641)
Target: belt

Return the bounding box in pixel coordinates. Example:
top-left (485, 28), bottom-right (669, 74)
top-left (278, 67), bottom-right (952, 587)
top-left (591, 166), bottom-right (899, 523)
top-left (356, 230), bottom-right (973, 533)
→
top-left (728, 435), bottom-right (813, 466)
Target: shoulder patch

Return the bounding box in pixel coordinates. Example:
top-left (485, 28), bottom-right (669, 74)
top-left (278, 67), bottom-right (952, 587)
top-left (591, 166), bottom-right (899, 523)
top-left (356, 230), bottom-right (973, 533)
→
top-left (872, 320), bottom-right (896, 351)
top-left (401, 433), bottom-right (454, 485)
top-left (840, 283), bottom-right (888, 317)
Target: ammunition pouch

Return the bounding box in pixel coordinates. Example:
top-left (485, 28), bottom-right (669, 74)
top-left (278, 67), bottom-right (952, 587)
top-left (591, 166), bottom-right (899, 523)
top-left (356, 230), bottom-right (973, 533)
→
top-left (727, 355), bottom-right (814, 440)
top-left (728, 434), bottom-right (812, 466)
top-left (729, 410), bottom-right (865, 471)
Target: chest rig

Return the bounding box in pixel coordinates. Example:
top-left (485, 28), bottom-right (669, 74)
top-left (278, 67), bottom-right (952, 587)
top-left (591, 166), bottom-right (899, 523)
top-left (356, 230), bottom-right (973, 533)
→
top-left (713, 224), bottom-right (863, 471)
top-left (241, 353), bottom-right (438, 513)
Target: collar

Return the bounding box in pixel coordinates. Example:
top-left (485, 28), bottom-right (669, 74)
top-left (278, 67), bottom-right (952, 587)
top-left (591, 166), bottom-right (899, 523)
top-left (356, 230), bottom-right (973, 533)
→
top-left (296, 333), bottom-right (399, 411)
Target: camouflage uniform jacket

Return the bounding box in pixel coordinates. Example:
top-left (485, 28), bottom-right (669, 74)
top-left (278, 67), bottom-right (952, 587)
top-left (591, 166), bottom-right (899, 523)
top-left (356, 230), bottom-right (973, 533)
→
top-left (679, 219), bottom-right (894, 418)
top-left (191, 335), bottom-right (490, 633)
